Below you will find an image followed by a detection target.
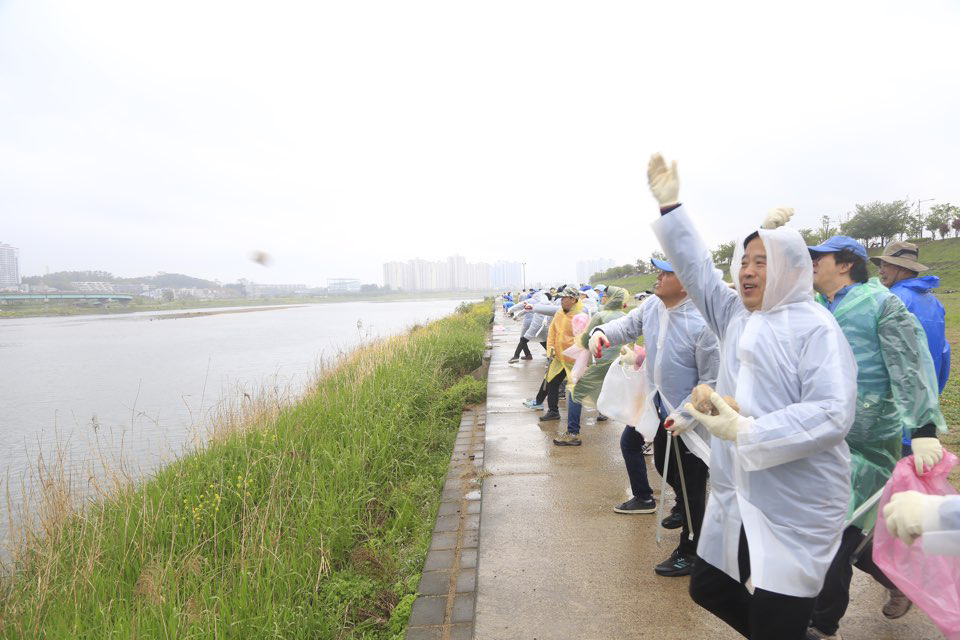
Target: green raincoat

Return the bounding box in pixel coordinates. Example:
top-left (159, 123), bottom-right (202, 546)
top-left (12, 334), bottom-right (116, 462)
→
top-left (571, 286), bottom-right (629, 408)
top-left (817, 278), bottom-right (947, 529)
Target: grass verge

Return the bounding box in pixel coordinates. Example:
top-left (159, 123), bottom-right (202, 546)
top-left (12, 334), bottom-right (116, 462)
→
top-left (0, 301), bottom-right (491, 639)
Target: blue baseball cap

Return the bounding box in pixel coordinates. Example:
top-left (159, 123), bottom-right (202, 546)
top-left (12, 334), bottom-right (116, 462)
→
top-left (651, 258), bottom-right (674, 272)
top-left (807, 236), bottom-right (868, 262)
top-left (580, 285), bottom-right (593, 292)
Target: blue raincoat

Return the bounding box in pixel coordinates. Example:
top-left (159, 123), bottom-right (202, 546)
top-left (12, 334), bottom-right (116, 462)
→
top-left (889, 276), bottom-right (950, 394)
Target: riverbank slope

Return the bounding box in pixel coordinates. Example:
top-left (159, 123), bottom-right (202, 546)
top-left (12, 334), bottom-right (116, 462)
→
top-left (0, 302), bottom-right (491, 639)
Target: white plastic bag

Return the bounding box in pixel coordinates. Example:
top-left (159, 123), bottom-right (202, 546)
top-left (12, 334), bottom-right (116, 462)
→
top-left (597, 360), bottom-right (649, 427)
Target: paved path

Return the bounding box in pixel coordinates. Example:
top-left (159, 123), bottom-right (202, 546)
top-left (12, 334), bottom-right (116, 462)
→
top-left (472, 309), bottom-right (943, 640)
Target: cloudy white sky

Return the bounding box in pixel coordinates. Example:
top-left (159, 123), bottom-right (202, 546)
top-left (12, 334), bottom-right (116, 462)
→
top-left (2, 1), bottom-right (958, 287)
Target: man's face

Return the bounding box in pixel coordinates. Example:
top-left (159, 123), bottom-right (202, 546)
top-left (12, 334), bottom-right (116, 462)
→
top-left (811, 252), bottom-right (845, 294)
top-left (654, 270), bottom-right (684, 301)
top-left (878, 261), bottom-right (913, 287)
top-left (561, 296), bottom-right (577, 311)
top-left (739, 236), bottom-right (767, 312)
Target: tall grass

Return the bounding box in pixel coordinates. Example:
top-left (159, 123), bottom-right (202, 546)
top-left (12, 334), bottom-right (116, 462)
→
top-left (0, 302), bottom-right (490, 639)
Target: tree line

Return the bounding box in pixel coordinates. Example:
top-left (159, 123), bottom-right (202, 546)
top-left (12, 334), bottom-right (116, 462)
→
top-left (22, 270), bottom-right (221, 291)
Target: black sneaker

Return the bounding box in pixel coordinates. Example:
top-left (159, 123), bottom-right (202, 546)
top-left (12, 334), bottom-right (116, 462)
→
top-left (614, 496), bottom-right (656, 514)
top-left (596, 414), bottom-right (609, 422)
top-left (508, 357), bottom-right (519, 364)
top-left (520, 355), bottom-right (533, 360)
top-left (654, 549), bottom-right (696, 577)
top-left (539, 411), bottom-right (561, 422)
top-left (661, 507), bottom-right (683, 530)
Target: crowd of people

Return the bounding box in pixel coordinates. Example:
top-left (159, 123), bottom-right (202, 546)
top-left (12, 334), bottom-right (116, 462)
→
top-left (497, 153), bottom-right (958, 640)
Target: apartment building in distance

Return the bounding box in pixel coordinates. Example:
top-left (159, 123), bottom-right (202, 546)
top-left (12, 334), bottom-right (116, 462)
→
top-left (0, 242), bottom-right (20, 289)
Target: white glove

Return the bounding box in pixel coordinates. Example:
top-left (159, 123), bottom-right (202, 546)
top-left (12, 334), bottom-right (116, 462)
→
top-left (761, 206), bottom-right (795, 230)
top-left (588, 330), bottom-right (610, 358)
top-left (912, 437), bottom-right (943, 475)
top-left (684, 392), bottom-right (752, 441)
top-left (647, 153), bottom-right (679, 207)
top-left (883, 490), bottom-right (946, 545)
top-left (665, 409), bottom-right (695, 436)
top-left (618, 345), bottom-right (637, 366)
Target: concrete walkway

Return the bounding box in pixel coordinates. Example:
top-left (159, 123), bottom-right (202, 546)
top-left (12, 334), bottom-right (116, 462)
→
top-left (473, 309), bottom-right (943, 640)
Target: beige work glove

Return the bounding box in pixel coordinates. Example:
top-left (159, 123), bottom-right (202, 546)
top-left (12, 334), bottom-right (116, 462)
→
top-left (761, 206), bottom-right (795, 230)
top-left (883, 490), bottom-right (946, 545)
top-left (647, 153), bottom-right (679, 207)
top-left (588, 330), bottom-right (610, 358)
top-left (547, 346), bottom-right (556, 359)
top-left (912, 437), bottom-right (943, 475)
top-left (685, 392), bottom-right (752, 441)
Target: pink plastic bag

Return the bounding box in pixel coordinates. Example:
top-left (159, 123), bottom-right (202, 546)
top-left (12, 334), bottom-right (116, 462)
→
top-left (873, 451), bottom-right (960, 640)
top-left (571, 313), bottom-right (590, 335)
top-left (562, 313), bottom-right (593, 383)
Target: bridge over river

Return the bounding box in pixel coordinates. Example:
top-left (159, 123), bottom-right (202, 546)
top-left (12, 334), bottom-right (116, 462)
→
top-left (0, 292), bottom-right (134, 303)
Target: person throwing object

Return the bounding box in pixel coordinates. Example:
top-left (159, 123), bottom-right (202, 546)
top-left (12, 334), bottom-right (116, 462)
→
top-left (648, 153), bottom-right (857, 640)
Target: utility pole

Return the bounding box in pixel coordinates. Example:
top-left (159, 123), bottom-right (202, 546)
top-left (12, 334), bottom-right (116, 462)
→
top-left (521, 262), bottom-right (526, 290)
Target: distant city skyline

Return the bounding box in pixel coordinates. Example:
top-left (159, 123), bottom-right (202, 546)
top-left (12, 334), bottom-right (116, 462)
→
top-left (576, 258), bottom-right (616, 284)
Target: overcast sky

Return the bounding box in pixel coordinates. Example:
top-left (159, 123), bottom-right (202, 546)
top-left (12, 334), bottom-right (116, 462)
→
top-left (2, 1), bottom-right (958, 287)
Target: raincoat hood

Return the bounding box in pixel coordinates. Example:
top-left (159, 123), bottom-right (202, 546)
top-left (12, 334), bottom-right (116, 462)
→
top-left (602, 286), bottom-right (627, 310)
top-left (895, 275), bottom-right (940, 293)
top-left (731, 227), bottom-right (814, 312)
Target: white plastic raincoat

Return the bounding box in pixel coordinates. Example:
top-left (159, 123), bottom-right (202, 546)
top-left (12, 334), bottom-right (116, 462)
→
top-left (593, 295), bottom-right (720, 463)
top-left (523, 292), bottom-right (556, 342)
top-left (653, 207), bottom-right (857, 598)
top-left (926, 496), bottom-right (960, 556)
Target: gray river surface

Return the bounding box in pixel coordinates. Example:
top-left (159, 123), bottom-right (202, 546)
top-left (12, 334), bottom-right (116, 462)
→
top-left (0, 298), bottom-right (478, 553)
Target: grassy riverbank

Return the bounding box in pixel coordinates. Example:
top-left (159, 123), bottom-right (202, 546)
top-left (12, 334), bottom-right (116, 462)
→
top-left (0, 302), bottom-right (491, 639)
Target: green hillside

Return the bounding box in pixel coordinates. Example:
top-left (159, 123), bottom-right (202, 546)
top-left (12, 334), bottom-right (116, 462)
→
top-left (593, 273), bottom-right (658, 295)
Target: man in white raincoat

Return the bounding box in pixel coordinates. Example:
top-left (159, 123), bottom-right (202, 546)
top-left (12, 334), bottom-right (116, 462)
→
top-left (647, 154), bottom-right (857, 640)
top-left (589, 260), bottom-right (719, 577)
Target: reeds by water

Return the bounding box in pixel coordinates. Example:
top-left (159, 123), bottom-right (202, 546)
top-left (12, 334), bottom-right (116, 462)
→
top-left (0, 302), bottom-right (490, 639)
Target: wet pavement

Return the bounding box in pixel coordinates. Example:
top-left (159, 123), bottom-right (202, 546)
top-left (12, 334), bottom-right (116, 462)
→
top-left (470, 309), bottom-right (943, 640)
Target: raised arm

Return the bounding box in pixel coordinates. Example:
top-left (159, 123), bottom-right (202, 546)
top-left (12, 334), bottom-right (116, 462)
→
top-left (647, 154), bottom-right (741, 340)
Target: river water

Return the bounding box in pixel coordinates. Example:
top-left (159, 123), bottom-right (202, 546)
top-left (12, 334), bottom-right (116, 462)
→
top-left (0, 298), bottom-right (478, 551)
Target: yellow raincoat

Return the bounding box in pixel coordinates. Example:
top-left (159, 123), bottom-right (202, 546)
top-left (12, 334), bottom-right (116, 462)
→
top-left (546, 299), bottom-right (584, 382)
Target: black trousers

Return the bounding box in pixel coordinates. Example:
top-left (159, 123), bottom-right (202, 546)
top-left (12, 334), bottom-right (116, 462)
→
top-left (620, 426), bottom-right (654, 502)
top-left (653, 421), bottom-right (709, 554)
top-left (513, 337), bottom-right (532, 359)
top-left (810, 525), bottom-right (897, 635)
top-left (534, 369), bottom-right (567, 412)
top-left (689, 528), bottom-right (816, 640)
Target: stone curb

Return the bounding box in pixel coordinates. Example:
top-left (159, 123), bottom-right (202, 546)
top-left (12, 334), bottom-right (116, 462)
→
top-left (405, 342), bottom-right (492, 640)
